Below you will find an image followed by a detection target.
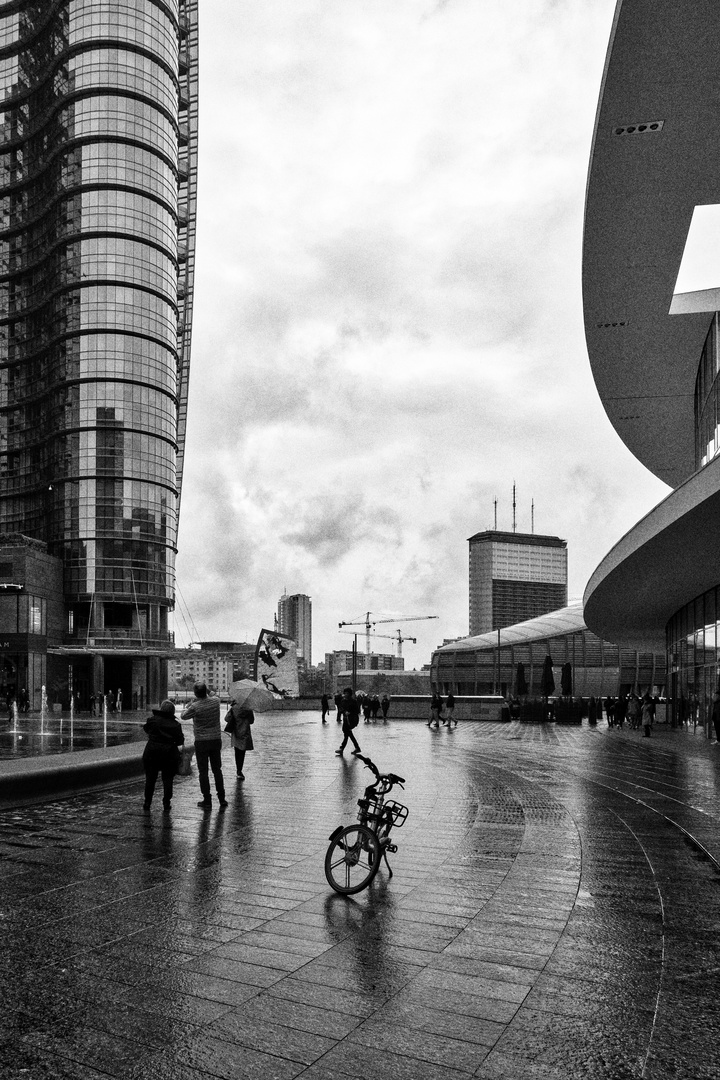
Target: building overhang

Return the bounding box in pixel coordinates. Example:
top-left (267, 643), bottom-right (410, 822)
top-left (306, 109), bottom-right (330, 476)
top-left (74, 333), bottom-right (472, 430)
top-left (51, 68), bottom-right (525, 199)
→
top-left (584, 454), bottom-right (720, 652)
top-left (583, 0), bottom-right (720, 487)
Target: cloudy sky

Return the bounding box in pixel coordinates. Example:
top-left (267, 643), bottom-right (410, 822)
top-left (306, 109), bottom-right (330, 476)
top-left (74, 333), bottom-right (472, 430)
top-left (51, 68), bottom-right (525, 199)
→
top-left (174, 0), bottom-right (669, 668)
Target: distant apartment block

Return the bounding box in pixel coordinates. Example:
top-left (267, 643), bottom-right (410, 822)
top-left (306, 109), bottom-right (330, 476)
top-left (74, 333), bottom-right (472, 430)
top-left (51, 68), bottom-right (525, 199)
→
top-left (277, 593), bottom-right (312, 664)
top-left (324, 650), bottom-right (404, 686)
top-left (169, 641), bottom-right (256, 695)
top-left (469, 530), bottom-right (567, 635)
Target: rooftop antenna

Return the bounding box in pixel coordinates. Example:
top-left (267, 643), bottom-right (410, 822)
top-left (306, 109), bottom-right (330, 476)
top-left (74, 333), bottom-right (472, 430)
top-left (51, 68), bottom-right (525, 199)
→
top-left (493, 499), bottom-right (497, 530)
top-left (512, 483), bottom-right (516, 533)
top-left (531, 498), bottom-right (535, 534)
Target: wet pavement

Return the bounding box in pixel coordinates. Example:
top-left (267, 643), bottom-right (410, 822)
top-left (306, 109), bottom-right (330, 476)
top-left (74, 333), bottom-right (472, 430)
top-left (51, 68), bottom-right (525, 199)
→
top-left (1, 713), bottom-right (720, 1079)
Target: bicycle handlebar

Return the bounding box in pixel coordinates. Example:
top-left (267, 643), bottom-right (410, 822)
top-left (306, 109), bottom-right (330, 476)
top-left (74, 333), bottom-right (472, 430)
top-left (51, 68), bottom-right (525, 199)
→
top-left (356, 754), bottom-right (405, 788)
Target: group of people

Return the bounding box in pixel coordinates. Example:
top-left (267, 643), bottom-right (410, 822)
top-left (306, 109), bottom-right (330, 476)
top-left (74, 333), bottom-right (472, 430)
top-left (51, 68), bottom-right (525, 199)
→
top-left (428, 691), bottom-right (456, 728)
top-left (141, 682), bottom-right (255, 813)
top-left (587, 692), bottom-right (656, 736)
top-left (323, 691), bottom-right (390, 724)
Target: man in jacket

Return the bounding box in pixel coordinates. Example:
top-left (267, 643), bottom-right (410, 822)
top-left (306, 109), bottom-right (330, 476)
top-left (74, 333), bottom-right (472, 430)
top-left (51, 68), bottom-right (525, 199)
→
top-left (336, 687), bottom-right (362, 756)
top-left (182, 683), bottom-right (227, 809)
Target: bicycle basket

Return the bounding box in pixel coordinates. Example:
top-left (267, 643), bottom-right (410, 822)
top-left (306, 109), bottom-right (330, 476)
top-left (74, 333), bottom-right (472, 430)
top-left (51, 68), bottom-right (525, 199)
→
top-left (383, 800), bottom-right (408, 827)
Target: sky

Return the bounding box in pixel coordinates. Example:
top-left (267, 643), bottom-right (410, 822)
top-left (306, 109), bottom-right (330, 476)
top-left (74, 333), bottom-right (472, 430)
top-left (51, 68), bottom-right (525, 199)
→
top-left (173, 0), bottom-right (670, 670)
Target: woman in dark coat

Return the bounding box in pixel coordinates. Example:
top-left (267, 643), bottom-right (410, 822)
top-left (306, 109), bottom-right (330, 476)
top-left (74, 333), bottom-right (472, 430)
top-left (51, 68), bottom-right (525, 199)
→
top-left (142, 699), bottom-right (184, 812)
top-left (226, 703), bottom-right (254, 779)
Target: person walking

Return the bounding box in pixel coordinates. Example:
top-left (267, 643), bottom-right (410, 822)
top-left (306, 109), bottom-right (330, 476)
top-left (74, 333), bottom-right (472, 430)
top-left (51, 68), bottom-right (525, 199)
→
top-left (627, 693), bottom-right (641, 730)
top-left (320, 693), bottom-right (329, 723)
top-left (225, 701), bottom-right (254, 779)
top-left (588, 696), bottom-right (597, 726)
top-left (381, 694), bottom-right (390, 721)
top-left (333, 691), bottom-right (343, 723)
top-left (641, 692), bottom-right (655, 737)
top-left (182, 682), bottom-right (227, 809)
top-left (336, 687), bottom-right (361, 756)
top-left (444, 691), bottom-right (456, 727)
top-left (142, 699), bottom-right (184, 812)
top-left (711, 692), bottom-right (720, 743)
top-left (428, 691), bottom-right (442, 727)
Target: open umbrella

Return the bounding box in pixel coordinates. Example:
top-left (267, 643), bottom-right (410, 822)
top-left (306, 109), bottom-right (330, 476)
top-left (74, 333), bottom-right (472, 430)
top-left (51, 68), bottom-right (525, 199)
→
top-left (229, 679), bottom-right (278, 712)
top-left (540, 655), bottom-right (555, 698)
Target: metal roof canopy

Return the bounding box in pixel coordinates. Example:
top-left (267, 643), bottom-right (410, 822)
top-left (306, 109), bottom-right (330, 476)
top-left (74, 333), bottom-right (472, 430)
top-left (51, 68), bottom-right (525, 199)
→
top-left (582, 0), bottom-right (720, 488)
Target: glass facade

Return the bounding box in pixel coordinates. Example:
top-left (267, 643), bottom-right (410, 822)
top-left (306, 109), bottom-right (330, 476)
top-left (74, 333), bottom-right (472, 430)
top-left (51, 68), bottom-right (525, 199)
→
top-left (667, 588), bottom-right (720, 735)
top-left (695, 313), bottom-right (720, 469)
top-left (0, 0), bottom-right (198, 677)
top-left (433, 625), bottom-right (664, 700)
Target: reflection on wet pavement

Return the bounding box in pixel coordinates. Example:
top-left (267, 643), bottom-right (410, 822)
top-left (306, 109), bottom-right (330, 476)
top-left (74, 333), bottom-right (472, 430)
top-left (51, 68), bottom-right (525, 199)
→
top-left (1, 713), bottom-right (720, 1078)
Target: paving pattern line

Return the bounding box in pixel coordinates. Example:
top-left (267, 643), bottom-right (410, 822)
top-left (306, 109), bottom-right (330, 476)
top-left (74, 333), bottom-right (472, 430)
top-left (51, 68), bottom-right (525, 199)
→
top-left (607, 808), bottom-right (667, 1080)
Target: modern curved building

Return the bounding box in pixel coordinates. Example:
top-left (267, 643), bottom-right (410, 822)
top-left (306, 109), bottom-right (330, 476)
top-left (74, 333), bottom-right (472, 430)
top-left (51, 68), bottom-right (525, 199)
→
top-left (0, 0), bottom-right (198, 707)
top-left (582, 1), bottom-right (720, 732)
top-left (431, 601), bottom-right (665, 701)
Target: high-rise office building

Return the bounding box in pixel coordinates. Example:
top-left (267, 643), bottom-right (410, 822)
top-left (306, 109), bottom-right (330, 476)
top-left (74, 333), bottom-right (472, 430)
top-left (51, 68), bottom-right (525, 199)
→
top-left (0, 1), bottom-right (198, 708)
top-left (277, 592), bottom-right (312, 665)
top-left (468, 530), bottom-right (567, 636)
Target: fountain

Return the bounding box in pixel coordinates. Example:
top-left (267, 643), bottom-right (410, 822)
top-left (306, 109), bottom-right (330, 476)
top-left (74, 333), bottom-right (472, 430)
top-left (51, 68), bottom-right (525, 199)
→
top-left (103, 693), bottom-right (108, 744)
top-left (10, 699), bottom-right (19, 735)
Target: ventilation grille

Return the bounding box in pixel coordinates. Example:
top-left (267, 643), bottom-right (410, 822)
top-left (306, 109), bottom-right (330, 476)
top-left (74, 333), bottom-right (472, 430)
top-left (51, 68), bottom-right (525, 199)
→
top-left (613, 121), bottom-right (664, 136)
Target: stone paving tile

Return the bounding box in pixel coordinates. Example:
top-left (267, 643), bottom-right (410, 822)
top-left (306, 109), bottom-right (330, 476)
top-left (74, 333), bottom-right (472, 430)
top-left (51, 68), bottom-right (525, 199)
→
top-left (238, 990), bottom-right (362, 1038)
top-left (315, 1040), bottom-right (475, 1080)
top-left (265, 974), bottom-right (380, 1018)
top-left (347, 1015), bottom-right (492, 1071)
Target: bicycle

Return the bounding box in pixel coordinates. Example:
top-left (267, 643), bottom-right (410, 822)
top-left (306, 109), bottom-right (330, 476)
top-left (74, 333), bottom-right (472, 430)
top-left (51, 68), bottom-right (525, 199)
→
top-left (324, 754), bottom-right (408, 894)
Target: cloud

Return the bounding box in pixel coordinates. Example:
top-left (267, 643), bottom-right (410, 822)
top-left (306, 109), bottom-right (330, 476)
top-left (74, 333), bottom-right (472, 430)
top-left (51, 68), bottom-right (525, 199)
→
top-left (175, 0), bottom-right (671, 666)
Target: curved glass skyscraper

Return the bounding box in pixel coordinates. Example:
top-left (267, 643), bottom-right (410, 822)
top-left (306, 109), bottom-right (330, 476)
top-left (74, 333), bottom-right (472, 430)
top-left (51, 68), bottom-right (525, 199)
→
top-left (0, 0), bottom-right (198, 707)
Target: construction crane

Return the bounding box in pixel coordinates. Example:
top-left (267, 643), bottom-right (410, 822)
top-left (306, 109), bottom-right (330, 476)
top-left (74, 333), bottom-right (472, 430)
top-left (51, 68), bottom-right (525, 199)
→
top-left (338, 629), bottom-right (417, 657)
top-left (338, 612), bottom-right (438, 654)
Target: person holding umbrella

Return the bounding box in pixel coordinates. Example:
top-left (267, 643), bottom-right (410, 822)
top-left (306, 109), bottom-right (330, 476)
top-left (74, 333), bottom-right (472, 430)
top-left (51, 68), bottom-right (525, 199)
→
top-left (225, 679), bottom-right (277, 779)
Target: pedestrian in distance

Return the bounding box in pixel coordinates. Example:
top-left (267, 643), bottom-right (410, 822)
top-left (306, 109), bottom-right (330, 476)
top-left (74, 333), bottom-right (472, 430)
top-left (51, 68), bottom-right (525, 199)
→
top-left (627, 693), bottom-right (641, 730)
top-left (334, 691), bottom-right (343, 722)
top-left (89, 692), bottom-right (96, 716)
top-left (106, 688), bottom-right (115, 713)
top-left (362, 697), bottom-right (372, 724)
top-left (605, 696), bottom-right (615, 727)
top-left (321, 693), bottom-right (329, 723)
top-left (711, 692), bottom-right (720, 743)
top-left (428, 691), bottom-right (442, 727)
top-left (142, 699), bottom-right (184, 813)
top-left (182, 682), bottom-right (227, 809)
top-left (443, 691), bottom-right (456, 727)
top-left (371, 694), bottom-right (381, 722)
top-left (224, 700), bottom-right (254, 779)
top-left (381, 694), bottom-right (390, 721)
top-left (336, 687), bottom-right (362, 756)
top-left (641, 692), bottom-right (655, 737)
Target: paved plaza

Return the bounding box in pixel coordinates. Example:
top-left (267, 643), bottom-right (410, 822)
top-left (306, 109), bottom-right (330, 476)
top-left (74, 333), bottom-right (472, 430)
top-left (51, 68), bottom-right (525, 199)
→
top-left (1, 713), bottom-right (720, 1079)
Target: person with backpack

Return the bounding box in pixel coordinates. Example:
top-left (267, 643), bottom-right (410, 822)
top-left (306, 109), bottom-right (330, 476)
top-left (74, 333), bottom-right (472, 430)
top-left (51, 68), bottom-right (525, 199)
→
top-left (336, 686), bottom-right (362, 756)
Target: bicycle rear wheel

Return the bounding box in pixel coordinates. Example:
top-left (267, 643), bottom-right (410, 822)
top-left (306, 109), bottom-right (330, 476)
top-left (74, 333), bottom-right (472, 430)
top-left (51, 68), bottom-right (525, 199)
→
top-left (325, 824), bottom-right (380, 894)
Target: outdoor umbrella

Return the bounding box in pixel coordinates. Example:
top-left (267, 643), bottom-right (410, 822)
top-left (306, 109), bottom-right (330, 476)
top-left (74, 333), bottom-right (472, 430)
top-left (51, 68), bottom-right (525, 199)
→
top-left (229, 679), bottom-right (277, 712)
top-left (516, 662), bottom-right (529, 697)
top-left (540, 656), bottom-right (555, 698)
top-left (561, 662), bottom-right (573, 696)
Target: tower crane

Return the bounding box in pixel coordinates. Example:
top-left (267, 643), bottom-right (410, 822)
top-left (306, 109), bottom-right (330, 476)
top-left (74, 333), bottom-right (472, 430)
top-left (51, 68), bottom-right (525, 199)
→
top-left (338, 629), bottom-right (417, 657)
top-left (338, 612), bottom-right (438, 654)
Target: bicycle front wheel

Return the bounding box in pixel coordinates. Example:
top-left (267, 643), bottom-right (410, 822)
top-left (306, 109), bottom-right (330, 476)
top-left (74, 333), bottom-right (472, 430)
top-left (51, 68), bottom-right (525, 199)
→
top-left (325, 824), bottom-right (380, 894)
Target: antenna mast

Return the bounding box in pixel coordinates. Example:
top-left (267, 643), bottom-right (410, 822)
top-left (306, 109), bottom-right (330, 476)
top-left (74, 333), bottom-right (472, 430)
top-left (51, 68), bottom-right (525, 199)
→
top-left (531, 498), bottom-right (534, 534)
top-left (512, 483), bottom-right (516, 533)
top-left (493, 499), bottom-right (497, 531)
